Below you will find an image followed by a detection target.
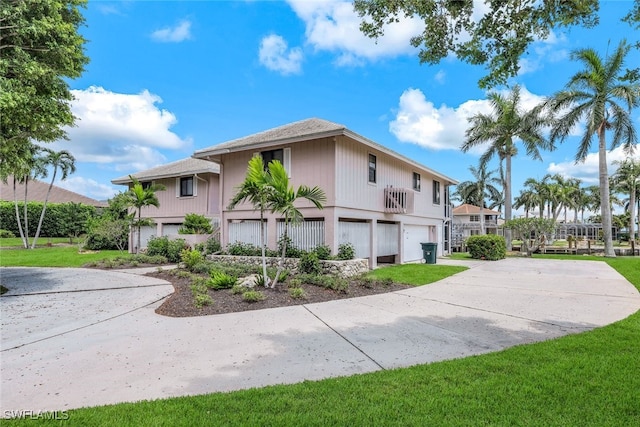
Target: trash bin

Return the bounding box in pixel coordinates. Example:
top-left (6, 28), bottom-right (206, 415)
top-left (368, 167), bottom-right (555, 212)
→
top-left (420, 242), bottom-right (437, 264)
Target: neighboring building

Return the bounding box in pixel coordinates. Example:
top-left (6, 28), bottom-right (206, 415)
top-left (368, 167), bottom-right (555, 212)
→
top-left (451, 203), bottom-right (501, 251)
top-left (193, 118), bottom-right (458, 268)
top-left (112, 157), bottom-right (220, 252)
top-left (0, 176), bottom-right (106, 207)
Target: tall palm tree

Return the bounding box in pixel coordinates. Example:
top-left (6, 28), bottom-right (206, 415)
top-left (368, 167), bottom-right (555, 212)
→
top-left (127, 176), bottom-right (165, 254)
top-left (513, 188), bottom-right (539, 218)
top-left (544, 40), bottom-right (639, 257)
top-left (462, 84), bottom-right (552, 250)
top-left (521, 177), bottom-right (549, 219)
top-left (31, 149), bottom-right (76, 248)
top-left (228, 155), bottom-right (274, 285)
top-left (455, 164), bottom-right (501, 235)
top-left (612, 158), bottom-right (640, 241)
top-left (267, 160), bottom-right (326, 288)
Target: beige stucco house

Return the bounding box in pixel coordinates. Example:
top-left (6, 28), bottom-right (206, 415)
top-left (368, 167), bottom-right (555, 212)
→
top-left (451, 203), bottom-right (501, 251)
top-left (193, 118), bottom-right (458, 268)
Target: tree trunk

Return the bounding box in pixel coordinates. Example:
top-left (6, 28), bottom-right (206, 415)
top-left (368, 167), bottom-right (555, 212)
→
top-left (12, 177), bottom-right (28, 248)
top-left (504, 154), bottom-right (513, 250)
top-left (598, 124), bottom-right (616, 257)
top-left (271, 221), bottom-right (288, 289)
top-left (259, 210), bottom-right (269, 287)
top-left (480, 205), bottom-right (486, 235)
top-left (31, 169), bottom-right (57, 249)
top-left (629, 181), bottom-right (636, 243)
top-left (22, 177), bottom-right (30, 248)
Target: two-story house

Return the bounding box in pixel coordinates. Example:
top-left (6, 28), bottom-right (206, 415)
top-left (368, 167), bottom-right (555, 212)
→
top-left (451, 203), bottom-right (501, 251)
top-left (193, 118), bottom-right (457, 268)
top-left (112, 157), bottom-right (220, 252)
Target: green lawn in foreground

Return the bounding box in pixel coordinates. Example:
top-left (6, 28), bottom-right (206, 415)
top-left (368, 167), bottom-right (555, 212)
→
top-left (0, 245), bottom-right (122, 267)
top-left (0, 237), bottom-right (73, 248)
top-left (5, 258), bottom-right (640, 425)
top-left (367, 263), bottom-right (468, 285)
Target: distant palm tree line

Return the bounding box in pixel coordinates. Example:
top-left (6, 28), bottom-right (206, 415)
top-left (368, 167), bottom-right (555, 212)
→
top-left (455, 39), bottom-right (639, 256)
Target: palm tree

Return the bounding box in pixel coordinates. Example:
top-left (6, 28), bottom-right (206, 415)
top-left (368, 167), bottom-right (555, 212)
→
top-left (455, 164), bottom-right (501, 235)
top-left (267, 160), bottom-right (326, 288)
top-left (228, 155), bottom-right (274, 286)
top-left (462, 84), bottom-right (552, 250)
top-left (612, 158), bottom-right (640, 241)
top-left (126, 176), bottom-right (165, 254)
top-left (513, 188), bottom-right (539, 218)
top-left (521, 177), bottom-right (549, 219)
top-left (31, 149), bottom-right (76, 248)
top-left (544, 40), bottom-right (639, 257)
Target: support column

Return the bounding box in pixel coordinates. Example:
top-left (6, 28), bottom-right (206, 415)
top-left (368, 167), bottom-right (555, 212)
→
top-left (369, 219), bottom-right (377, 270)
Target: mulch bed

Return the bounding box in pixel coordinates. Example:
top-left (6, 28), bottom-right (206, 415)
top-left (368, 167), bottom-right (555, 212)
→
top-left (148, 270), bottom-right (412, 318)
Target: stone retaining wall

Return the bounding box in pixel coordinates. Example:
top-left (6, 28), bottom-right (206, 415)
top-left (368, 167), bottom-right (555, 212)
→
top-left (207, 255), bottom-right (369, 278)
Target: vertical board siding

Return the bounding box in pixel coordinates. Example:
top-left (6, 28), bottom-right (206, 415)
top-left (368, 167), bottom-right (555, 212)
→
top-left (228, 220), bottom-right (263, 246)
top-left (277, 220), bottom-right (325, 251)
top-left (338, 221), bottom-right (370, 259)
top-left (377, 222), bottom-right (399, 256)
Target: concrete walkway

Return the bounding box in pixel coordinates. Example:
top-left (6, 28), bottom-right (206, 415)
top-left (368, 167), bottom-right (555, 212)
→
top-left (1, 258), bottom-right (639, 413)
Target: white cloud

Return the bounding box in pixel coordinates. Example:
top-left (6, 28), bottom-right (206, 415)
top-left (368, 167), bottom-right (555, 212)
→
top-left (259, 34), bottom-right (304, 75)
top-left (390, 86), bottom-right (547, 153)
top-left (151, 20), bottom-right (192, 43)
top-left (56, 177), bottom-right (120, 200)
top-left (518, 31), bottom-right (569, 76)
top-left (48, 86), bottom-right (190, 173)
top-left (286, 0), bottom-right (421, 64)
top-left (434, 70), bottom-right (446, 84)
top-left (547, 148), bottom-right (640, 184)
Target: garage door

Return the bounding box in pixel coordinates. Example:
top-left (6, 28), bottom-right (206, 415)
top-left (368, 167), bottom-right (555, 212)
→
top-left (403, 224), bottom-right (432, 263)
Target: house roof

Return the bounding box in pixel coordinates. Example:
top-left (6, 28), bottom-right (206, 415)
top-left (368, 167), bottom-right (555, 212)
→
top-left (453, 204), bottom-right (501, 216)
top-left (193, 118), bottom-right (458, 185)
top-left (0, 177), bottom-right (107, 207)
top-left (111, 158), bottom-right (220, 185)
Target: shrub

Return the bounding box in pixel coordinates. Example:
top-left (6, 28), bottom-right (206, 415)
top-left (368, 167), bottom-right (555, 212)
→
top-left (230, 284), bottom-right (246, 295)
top-left (190, 280), bottom-right (208, 296)
top-left (466, 234), bottom-right (506, 261)
top-left (337, 243), bottom-right (355, 260)
top-left (194, 293), bottom-right (213, 308)
top-left (181, 249), bottom-right (204, 271)
top-left (146, 235), bottom-right (169, 258)
top-left (226, 241), bottom-right (261, 256)
top-left (299, 251), bottom-right (321, 275)
top-left (313, 244), bottom-right (332, 260)
top-left (0, 229), bottom-right (15, 238)
top-left (298, 274), bottom-right (349, 293)
top-left (289, 287), bottom-right (306, 299)
top-left (166, 238), bottom-right (188, 263)
top-left (207, 270), bottom-right (238, 290)
top-left (179, 213), bottom-right (214, 235)
top-left (242, 290), bottom-right (265, 302)
top-left (196, 237), bottom-right (221, 255)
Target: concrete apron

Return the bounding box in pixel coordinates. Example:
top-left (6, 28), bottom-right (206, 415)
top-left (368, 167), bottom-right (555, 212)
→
top-left (1, 258), bottom-right (639, 414)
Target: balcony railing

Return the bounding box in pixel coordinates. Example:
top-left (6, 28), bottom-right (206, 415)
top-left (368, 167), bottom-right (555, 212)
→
top-left (384, 186), bottom-right (414, 214)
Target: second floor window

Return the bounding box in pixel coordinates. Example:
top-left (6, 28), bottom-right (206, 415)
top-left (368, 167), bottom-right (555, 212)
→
top-left (413, 172), bottom-right (421, 191)
top-left (261, 149), bottom-right (284, 168)
top-left (180, 176), bottom-right (194, 197)
top-left (470, 215), bottom-right (480, 222)
top-left (368, 154), bottom-right (377, 183)
top-left (433, 180), bottom-right (441, 204)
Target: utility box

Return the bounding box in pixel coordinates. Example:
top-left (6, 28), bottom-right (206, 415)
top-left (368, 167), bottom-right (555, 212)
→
top-left (420, 242), bottom-right (437, 264)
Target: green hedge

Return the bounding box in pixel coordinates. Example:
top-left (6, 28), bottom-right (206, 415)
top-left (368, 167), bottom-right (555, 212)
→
top-left (466, 234), bottom-right (506, 261)
top-left (0, 201), bottom-right (97, 238)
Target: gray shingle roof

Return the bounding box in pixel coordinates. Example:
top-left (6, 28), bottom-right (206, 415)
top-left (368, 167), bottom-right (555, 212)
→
top-left (112, 158), bottom-right (219, 185)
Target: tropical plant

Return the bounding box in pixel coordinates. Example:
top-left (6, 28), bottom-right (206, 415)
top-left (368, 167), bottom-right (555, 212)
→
top-left (612, 158), bottom-right (640, 241)
top-left (125, 176), bottom-right (165, 253)
top-left (455, 164), bottom-right (501, 235)
top-left (462, 85), bottom-right (552, 250)
top-left (504, 218), bottom-right (557, 256)
top-left (267, 160), bottom-right (326, 288)
top-left (228, 156), bottom-right (274, 286)
top-left (31, 149), bottom-right (76, 248)
top-left (178, 213), bottom-right (213, 235)
top-left (544, 40), bottom-right (639, 257)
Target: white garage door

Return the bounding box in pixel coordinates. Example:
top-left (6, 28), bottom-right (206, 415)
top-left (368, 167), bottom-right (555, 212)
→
top-left (403, 224), bottom-right (432, 263)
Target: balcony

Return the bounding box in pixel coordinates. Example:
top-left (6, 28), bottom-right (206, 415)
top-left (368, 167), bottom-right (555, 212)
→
top-left (384, 186), bottom-right (414, 214)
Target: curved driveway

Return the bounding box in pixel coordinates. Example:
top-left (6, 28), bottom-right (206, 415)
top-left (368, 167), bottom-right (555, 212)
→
top-left (2, 258), bottom-right (639, 413)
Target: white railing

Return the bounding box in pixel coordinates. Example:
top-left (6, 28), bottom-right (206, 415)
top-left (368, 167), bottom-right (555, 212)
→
top-left (384, 187), bottom-right (414, 214)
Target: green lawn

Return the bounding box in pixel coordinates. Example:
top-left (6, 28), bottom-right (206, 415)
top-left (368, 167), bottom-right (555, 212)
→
top-left (367, 263), bottom-right (468, 285)
top-left (0, 245), bottom-right (123, 267)
top-left (4, 257), bottom-right (640, 425)
top-left (0, 237), bottom-right (74, 248)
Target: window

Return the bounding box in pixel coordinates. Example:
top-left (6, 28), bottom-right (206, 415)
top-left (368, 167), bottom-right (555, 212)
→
top-left (368, 154), bottom-right (377, 183)
top-left (261, 149), bottom-right (284, 168)
top-left (412, 172), bottom-right (421, 191)
top-left (470, 215), bottom-right (480, 222)
top-left (141, 181), bottom-right (152, 190)
top-left (433, 180), bottom-right (440, 204)
top-left (180, 176), bottom-right (193, 197)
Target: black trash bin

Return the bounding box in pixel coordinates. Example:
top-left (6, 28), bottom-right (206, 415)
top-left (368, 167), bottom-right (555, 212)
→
top-left (420, 242), bottom-right (437, 264)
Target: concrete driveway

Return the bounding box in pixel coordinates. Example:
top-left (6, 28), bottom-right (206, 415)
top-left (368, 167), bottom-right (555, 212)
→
top-left (1, 258), bottom-right (639, 413)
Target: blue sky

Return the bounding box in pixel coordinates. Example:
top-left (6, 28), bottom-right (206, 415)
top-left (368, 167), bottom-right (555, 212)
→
top-left (50, 0), bottom-right (640, 215)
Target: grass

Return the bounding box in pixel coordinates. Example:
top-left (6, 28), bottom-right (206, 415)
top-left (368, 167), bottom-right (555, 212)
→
top-left (4, 257), bottom-right (640, 425)
top-left (0, 245), bottom-right (123, 267)
top-left (367, 263), bottom-right (468, 285)
top-left (0, 237), bottom-right (74, 248)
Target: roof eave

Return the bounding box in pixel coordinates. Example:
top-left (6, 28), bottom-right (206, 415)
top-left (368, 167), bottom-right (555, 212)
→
top-left (111, 168), bottom-right (219, 185)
